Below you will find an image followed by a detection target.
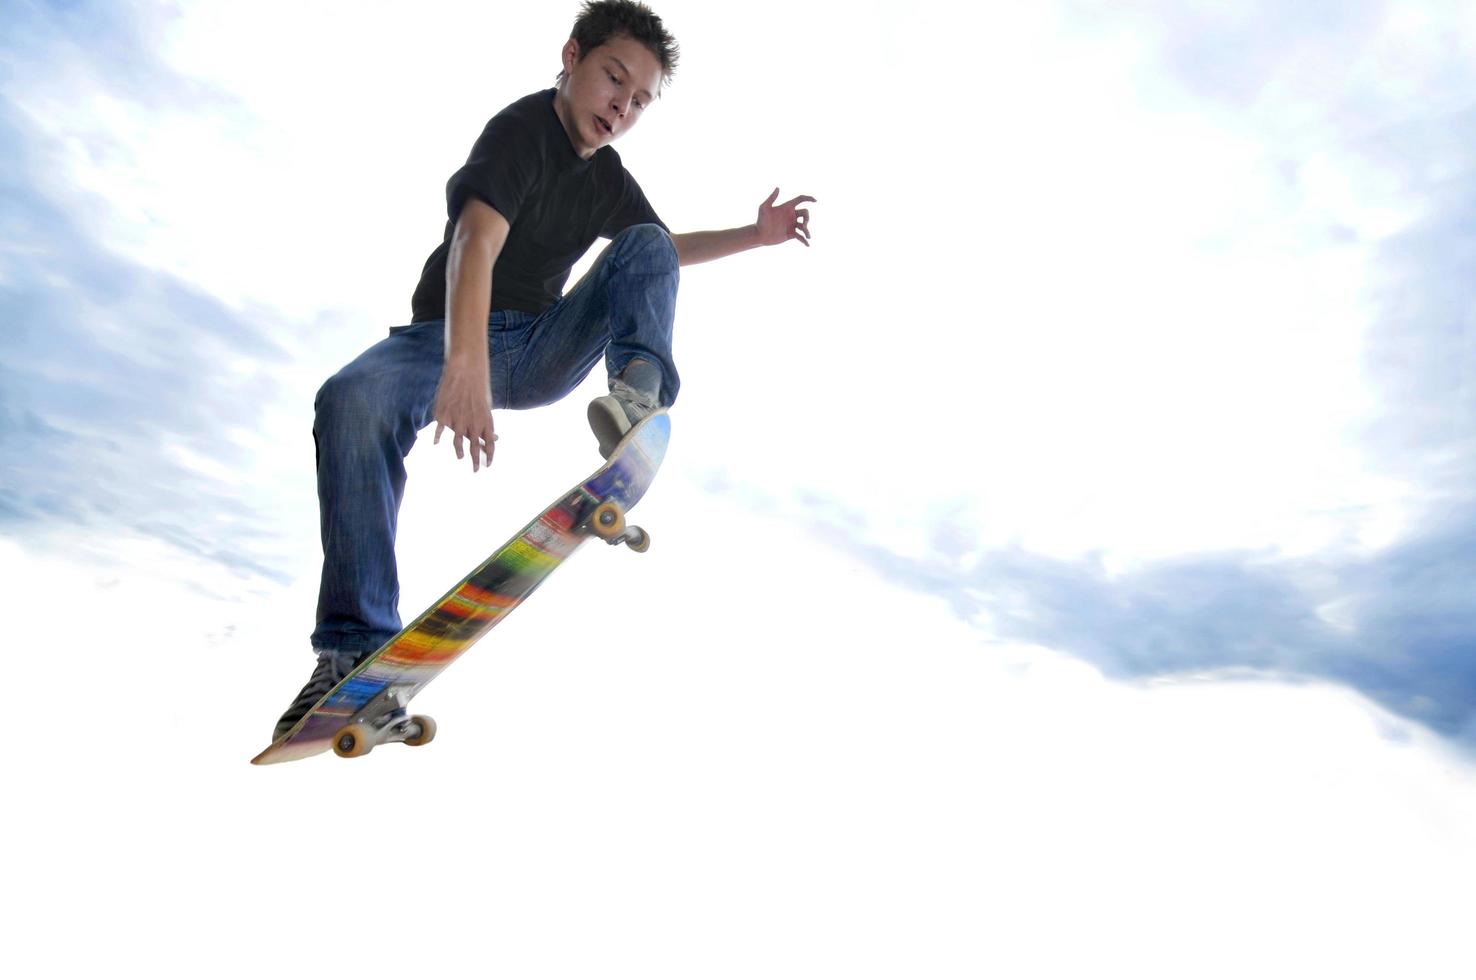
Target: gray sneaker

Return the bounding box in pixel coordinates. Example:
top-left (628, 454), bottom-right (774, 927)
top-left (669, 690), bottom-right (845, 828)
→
top-left (588, 378), bottom-right (659, 458)
top-left (272, 648), bottom-right (368, 740)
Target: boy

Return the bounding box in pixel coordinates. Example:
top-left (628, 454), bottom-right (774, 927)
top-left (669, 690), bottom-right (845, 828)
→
top-left (273, 0), bottom-right (814, 737)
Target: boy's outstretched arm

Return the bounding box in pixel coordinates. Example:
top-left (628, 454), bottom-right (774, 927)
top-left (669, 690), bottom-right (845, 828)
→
top-left (671, 188), bottom-right (815, 267)
top-left (434, 197), bottom-right (510, 473)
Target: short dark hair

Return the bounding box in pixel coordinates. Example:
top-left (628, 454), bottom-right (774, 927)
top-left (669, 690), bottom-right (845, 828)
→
top-left (558, 0), bottom-right (679, 87)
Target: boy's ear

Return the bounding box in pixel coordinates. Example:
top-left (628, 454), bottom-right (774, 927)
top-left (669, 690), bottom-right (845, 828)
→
top-left (562, 38), bottom-right (580, 74)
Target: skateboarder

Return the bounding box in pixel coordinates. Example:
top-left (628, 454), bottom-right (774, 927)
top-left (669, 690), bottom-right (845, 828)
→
top-left (272, 0), bottom-right (814, 738)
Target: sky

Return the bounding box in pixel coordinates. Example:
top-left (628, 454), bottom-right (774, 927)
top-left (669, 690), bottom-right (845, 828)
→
top-left (4, 0), bottom-right (1476, 976)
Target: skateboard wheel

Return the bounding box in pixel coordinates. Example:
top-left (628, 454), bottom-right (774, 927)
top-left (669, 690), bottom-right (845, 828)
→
top-left (590, 500), bottom-right (626, 539)
top-left (404, 715), bottom-right (437, 747)
top-left (333, 723), bottom-right (375, 759)
top-left (624, 527), bottom-right (650, 553)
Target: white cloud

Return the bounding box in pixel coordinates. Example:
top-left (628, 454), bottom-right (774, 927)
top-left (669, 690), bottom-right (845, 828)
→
top-left (6, 499), bottom-right (1476, 976)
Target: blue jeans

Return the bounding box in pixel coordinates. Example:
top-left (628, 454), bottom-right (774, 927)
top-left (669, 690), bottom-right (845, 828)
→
top-left (310, 223), bottom-right (680, 653)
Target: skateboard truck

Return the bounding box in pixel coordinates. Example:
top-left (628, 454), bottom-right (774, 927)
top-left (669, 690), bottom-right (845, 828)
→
top-left (588, 500), bottom-right (650, 553)
top-left (331, 683), bottom-right (437, 759)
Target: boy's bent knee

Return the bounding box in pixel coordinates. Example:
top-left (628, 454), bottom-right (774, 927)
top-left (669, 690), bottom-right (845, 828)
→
top-left (614, 223), bottom-right (671, 245)
top-left (612, 223), bottom-right (678, 266)
top-left (315, 370), bottom-right (393, 443)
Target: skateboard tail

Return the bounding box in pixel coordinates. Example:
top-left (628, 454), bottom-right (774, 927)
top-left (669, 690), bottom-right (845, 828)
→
top-left (252, 738), bottom-right (330, 765)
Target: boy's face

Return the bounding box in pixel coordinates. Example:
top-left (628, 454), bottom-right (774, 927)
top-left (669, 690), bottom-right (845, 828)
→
top-left (554, 33), bottom-right (664, 159)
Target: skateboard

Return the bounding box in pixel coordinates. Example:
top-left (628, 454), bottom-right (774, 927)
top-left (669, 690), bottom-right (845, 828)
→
top-left (251, 410), bottom-right (670, 765)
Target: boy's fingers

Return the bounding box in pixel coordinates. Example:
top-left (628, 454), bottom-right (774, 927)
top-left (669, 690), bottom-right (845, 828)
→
top-left (473, 424), bottom-right (496, 472)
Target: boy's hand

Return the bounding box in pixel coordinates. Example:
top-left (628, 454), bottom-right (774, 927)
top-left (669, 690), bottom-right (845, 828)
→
top-left (755, 187), bottom-right (816, 248)
top-left (432, 362), bottom-right (497, 472)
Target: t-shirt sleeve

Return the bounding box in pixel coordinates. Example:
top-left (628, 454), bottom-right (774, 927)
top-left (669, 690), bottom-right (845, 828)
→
top-left (600, 169), bottom-right (667, 238)
top-left (444, 114), bottom-right (539, 228)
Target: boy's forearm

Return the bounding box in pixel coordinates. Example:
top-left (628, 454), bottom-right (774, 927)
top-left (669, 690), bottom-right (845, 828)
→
top-left (671, 226), bottom-right (761, 267)
top-left (444, 234), bottom-right (495, 375)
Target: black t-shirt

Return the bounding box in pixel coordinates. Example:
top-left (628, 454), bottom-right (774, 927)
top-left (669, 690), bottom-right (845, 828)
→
top-left (410, 88), bottom-right (666, 321)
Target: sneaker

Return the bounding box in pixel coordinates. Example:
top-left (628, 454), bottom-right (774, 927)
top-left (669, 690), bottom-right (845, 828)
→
top-left (588, 378), bottom-right (660, 458)
top-left (271, 648), bottom-right (367, 740)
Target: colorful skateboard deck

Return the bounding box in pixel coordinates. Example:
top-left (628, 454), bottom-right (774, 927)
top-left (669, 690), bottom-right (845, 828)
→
top-left (251, 410), bottom-right (670, 765)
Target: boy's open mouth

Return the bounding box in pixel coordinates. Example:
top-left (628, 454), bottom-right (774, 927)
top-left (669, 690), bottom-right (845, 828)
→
top-left (596, 115), bottom-right (613, 135)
